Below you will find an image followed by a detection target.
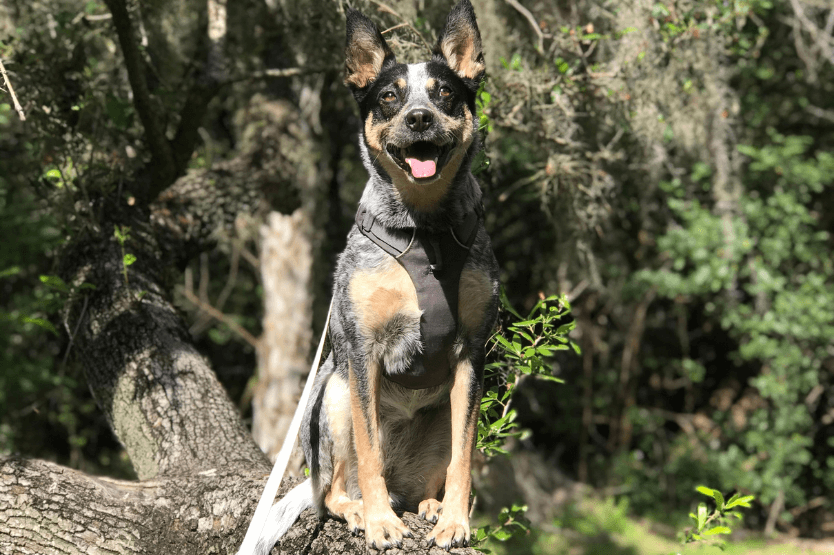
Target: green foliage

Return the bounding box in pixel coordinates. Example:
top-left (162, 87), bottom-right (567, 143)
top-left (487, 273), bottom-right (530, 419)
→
top-left (478, 291), bottom-right (574, 457)
top-left (473, 293), bottom-right (576, 547)
top-left (633, 128), bottom-right (834, 510)
top-left (113, 225), bottom-right (145, 301)
top-left (670, 487), bottom-right (754, 553)
top-left (473, 504), bottom-right (530, 552)
top-left (472, 80), bottom-right (492, 175)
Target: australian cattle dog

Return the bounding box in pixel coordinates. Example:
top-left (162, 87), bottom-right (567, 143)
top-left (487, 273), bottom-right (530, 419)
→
top-left (253, 0), bottom-right (499, 551)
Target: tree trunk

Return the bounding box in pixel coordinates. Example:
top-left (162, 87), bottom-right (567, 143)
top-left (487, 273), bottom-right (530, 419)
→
top-left (254, 209), bottom-right (314, 468)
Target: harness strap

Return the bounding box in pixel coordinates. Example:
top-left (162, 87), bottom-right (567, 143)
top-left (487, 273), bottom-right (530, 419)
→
top-left (354, 206), bottom-right (481, 390)
top-left (354, 206), bottom-right (480, 257)
top-left (355, 208), bottom-right (413, 258)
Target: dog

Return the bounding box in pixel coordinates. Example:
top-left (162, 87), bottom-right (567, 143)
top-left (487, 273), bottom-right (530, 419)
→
top-left (253, 1), bottom-right (498, 551)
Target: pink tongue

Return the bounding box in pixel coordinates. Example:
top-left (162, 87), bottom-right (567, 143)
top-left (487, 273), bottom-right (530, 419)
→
top-left (406, 158), bottom-right (436, 178)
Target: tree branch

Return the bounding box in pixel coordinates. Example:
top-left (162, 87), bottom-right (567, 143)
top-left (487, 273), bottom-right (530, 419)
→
top-left (504, 0), bottom-right (545, 54)
top-left (0, 458), bottom-right (480, 554)
top-left (103, 0), bottom-right (177, 198)
top-left (0, 456), bottom-right (268, 555)
top-left (58, 205), bottom-right (266, 479)
top-left (0, 58), bottom-right (26, 121)
top-left (164, 0), bottom-right (229, 200)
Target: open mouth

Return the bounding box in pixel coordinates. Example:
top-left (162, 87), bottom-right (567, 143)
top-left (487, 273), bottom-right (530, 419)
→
top-left (386, 141), bottom-right (453, 180)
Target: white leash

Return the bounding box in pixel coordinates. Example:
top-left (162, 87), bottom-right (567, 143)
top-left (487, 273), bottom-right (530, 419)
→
top-left (237, 300), bottom-right (333, 554)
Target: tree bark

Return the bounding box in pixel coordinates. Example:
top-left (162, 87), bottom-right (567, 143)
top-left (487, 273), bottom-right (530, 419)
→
top-left (1, 457), bottom-right (474, 554)
top-left (253, 210), bottom-right (314, 467)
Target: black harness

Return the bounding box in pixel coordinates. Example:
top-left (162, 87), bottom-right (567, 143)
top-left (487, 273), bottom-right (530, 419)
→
top-left (355, 206), bottom-right (480, 389)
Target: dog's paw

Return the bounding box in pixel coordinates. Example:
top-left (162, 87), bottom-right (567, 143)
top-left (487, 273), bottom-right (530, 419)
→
top-left (418, 498), bottom-right (442, 524)
top-left (342, 500), bottom-right (366, 535)
top-left (426, 513), bottom-right (470, 550)
top-left (364, 508), bottom-right (413, 550)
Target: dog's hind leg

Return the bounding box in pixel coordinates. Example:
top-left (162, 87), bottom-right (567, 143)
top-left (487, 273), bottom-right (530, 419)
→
top-left (324, 458), bottom-right (365, 534)
top-left (317, 371), bottom-right (365, 534)
top-left (349, 358), bottom-right (413, 549)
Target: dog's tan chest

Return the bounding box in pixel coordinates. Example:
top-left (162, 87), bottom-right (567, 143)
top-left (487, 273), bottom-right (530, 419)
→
top-left (349, 258), bottom-right (421, 336)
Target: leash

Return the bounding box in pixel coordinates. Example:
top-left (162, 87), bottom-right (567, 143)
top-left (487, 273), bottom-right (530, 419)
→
top-left (237, 300), bottom-right (333, 555)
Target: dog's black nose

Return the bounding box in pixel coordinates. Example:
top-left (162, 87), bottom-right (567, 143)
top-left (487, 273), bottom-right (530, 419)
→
top-left (405, 109), bottom-right (433, 132)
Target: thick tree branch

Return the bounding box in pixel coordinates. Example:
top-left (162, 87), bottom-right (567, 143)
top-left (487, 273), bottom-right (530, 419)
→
top-left (58, 206), bottom-right (266, 479)
top-left (0, 458), bottom-right (479, 554)
top-left (103, 0), bottom-right (177, 198)
top-left (164, 0), bottom-right (229, 200)
top-left (150, 98), bottom-right (315, 262)
top-left (0, 457), bottom-right (267, 555)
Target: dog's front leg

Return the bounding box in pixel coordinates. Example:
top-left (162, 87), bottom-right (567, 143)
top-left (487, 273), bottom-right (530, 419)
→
top-left (427, 357), bottom-right (481, 549)
top-left (349, 358), bottom-right (413, 549)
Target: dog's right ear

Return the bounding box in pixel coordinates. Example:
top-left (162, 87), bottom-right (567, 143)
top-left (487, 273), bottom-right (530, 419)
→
top-left (344, 8), bottom-right (397, 91)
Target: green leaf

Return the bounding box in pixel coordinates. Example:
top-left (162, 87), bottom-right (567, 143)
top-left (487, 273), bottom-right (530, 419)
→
top-left (697, 503), bottom-right (707, 531)
top-left (725, 495), bottom-right (755, 509)
top-left (494, 334), bottom-right (514, 351)
top-left (517, 330), bottom-right (534, 343)
top-left (696, 486), bottom-right (717, 498)
top-left (491, 528), bottom-right (513, 541)
top-left (556, 322), bottom-right (575, 334)
top-left (499, 286), bottom-right (523, 319)
top-left (704, 527), bottom-right (732, 536)
top-left (0, 266), bottom-right (21, 279)
top-left (21, 316), bottom-right (58, 335)
top-left (39, 274), bottom-right (70, 293)
top-left (123, 253), bottom-right (137, 266)
top-left (713, 490), bottom-right (725, 510)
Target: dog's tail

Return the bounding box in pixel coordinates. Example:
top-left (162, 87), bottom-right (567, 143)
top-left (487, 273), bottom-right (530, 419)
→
top-left (249, 478), bottom-right (314, 555)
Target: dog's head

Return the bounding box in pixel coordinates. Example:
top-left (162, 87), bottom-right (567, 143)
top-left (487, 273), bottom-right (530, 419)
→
top-left (345, 0), bottom-right (485, 213)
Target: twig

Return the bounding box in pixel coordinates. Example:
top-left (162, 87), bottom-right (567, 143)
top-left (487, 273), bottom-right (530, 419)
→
top-left (182, 287), bottom-right (260, 349)
top-left (805, 103), bottom-right (834, 123)
top-left (60, 294), bottom-right (90, 374)
top-left (381, 23), bottom-right (409, 35)
top-left (0, 58), bottom-right (26, 121)
top-left (239, 66), bottom-right (335, 82)
top-left (504, 0), bottom-right (545, 54)
top-left (498, 169), bottom-right (545, 202)
top-left (764, 489), bottom-right (784, 536)
top-left (789, 0), bottom-right (834, 65)
top-left (369, 0), bottom-right (433, 53)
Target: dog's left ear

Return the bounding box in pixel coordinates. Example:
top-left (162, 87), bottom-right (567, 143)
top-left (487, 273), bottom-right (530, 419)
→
top-left (433, 0), bottom-right (485, 84)
top-left (345, 8), bottom-right (397, 91)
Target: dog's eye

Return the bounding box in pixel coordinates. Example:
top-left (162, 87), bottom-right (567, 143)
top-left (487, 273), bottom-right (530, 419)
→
top-left (439, 86), bottom-right (452, 97)
top-left (382, 92), bottom-right (397, 102)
